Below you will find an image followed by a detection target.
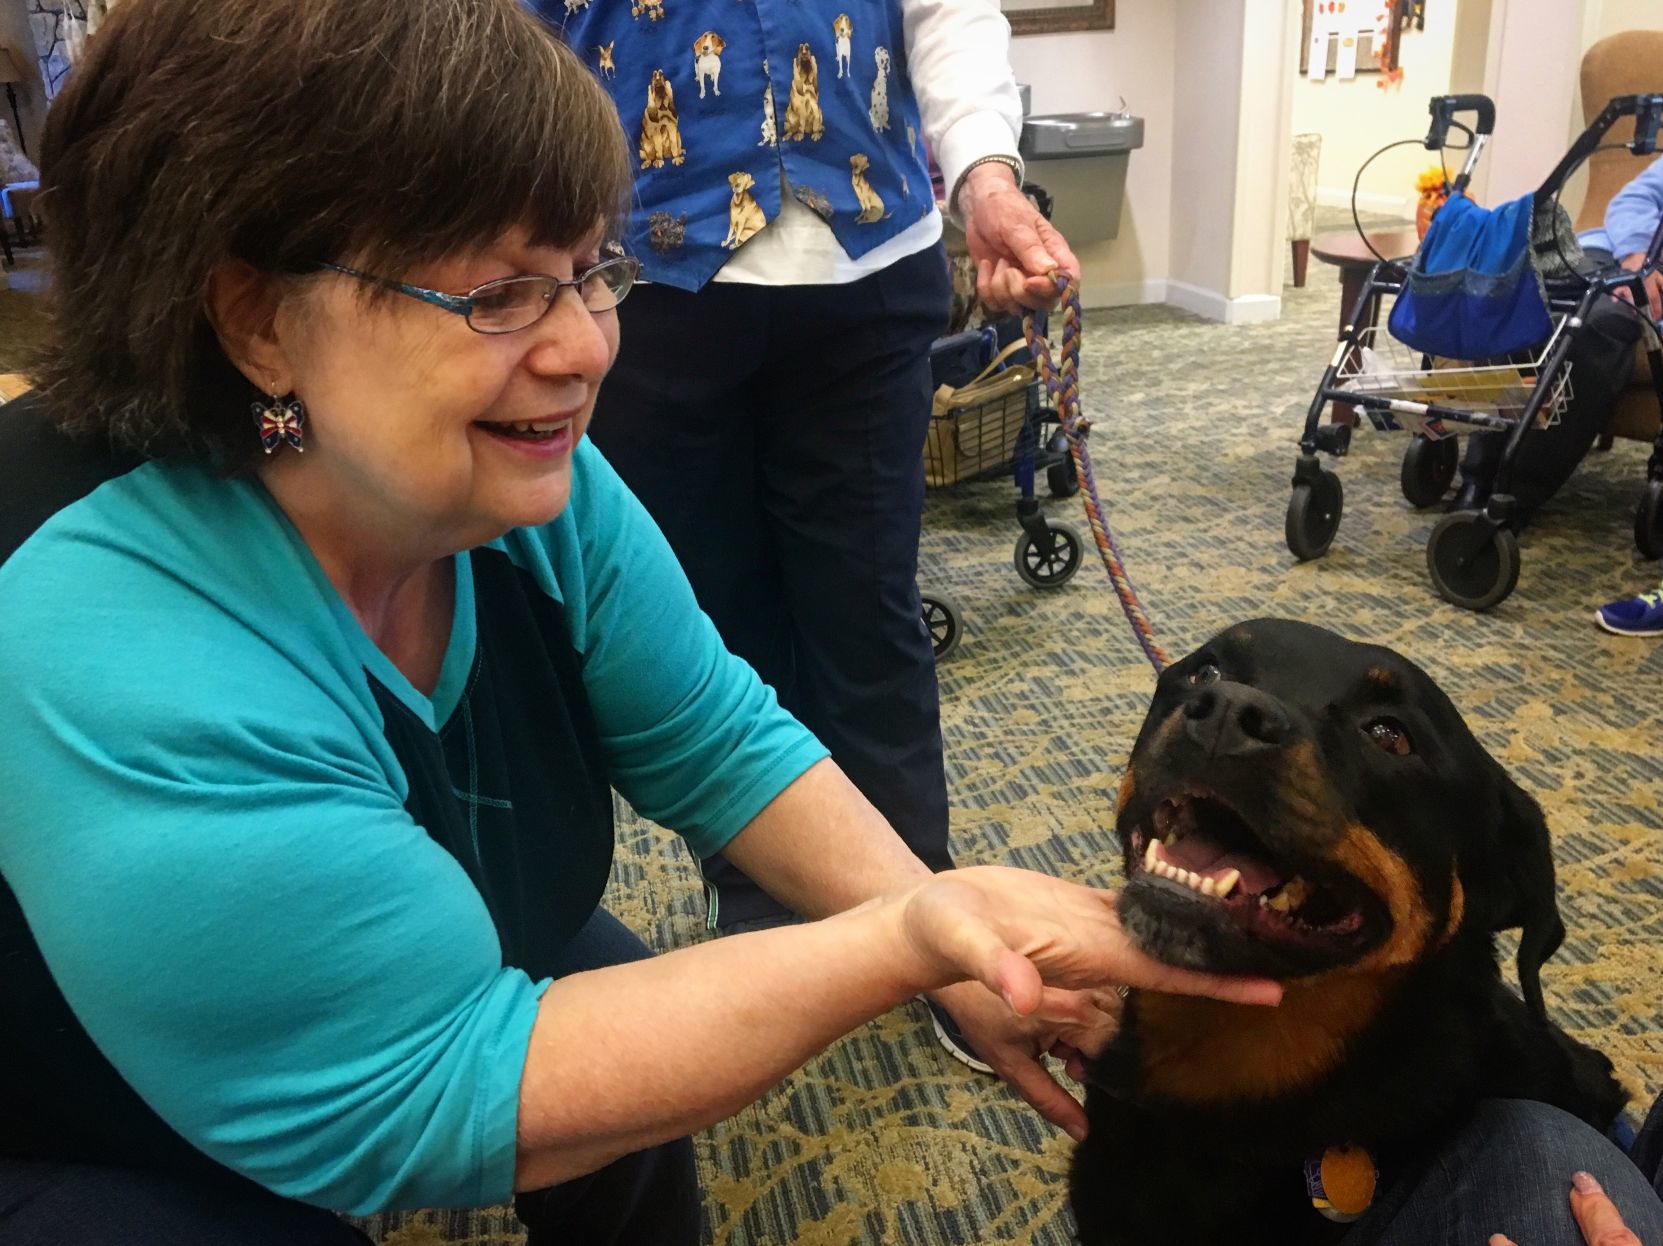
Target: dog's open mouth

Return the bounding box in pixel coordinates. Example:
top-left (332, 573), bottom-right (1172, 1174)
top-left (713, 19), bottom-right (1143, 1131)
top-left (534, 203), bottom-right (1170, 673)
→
top-left (1124, 787), bottom-right (1383, 967)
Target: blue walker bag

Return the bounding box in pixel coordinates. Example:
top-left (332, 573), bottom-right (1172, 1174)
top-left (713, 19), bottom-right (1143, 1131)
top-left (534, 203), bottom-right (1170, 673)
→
top-left (1387, 193), bottom-right (1555, 361)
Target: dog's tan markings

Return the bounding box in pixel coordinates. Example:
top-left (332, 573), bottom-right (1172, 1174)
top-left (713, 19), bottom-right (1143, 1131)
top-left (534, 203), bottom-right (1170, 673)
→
top-left (1147, 706), bottom-right (1185, 759)
top-left (1136, 971), bottom-right (1399, 1103)
top-left (1332, 823), bottom-right (1433, 971)
top-left (1366, 665), bottom-right (1396, 689)
top-left (1116, 771), bottom-right (1136, 817)
top-left (1438, 869), bottom-right (1465, 947)
top-left (1274, 740), bottom-right (1349, 832)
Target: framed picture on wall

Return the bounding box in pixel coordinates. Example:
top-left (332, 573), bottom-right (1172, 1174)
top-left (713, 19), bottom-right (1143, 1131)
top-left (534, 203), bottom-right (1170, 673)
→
top-left (1301, 0), bottom-right (1411, 78)
top-left (1000, 0), bottom-right (1113, 38)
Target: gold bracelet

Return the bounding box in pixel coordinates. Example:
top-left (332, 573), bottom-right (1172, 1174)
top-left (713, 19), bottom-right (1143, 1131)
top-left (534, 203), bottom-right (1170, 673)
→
top-left (950, 154), bottom-right (1023, 215)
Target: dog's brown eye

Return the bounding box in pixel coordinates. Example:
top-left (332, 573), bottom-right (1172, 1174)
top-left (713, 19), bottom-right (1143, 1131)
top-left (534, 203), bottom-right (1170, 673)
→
top-left (1188, 662), bottom-right (1221, 686)
top-left (1365, 718), bottom-right (1413, 756)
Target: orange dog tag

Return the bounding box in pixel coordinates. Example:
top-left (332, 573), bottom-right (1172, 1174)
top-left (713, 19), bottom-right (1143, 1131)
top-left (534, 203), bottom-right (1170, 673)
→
top-left (1305, 1145), bottom-right (1378, 1223)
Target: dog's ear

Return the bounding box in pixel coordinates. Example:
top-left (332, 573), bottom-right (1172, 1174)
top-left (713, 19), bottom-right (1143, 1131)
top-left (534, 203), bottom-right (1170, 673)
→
top-left (1464, 767), bottom-right (1565, 1021)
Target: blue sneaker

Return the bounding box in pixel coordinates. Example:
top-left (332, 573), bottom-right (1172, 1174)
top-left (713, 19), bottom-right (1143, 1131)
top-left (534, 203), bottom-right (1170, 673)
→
top-left (1595, 587), bottom-right (1663, 637)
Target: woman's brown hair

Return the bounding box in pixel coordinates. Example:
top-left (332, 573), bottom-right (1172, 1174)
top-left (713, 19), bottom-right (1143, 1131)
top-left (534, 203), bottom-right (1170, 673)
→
top-left (33, 0), bottom-right (631, 470)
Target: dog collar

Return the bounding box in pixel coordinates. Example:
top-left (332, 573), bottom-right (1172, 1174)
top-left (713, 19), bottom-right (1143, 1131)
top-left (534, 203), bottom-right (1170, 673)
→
top-left (1303, 1145), bottom-right (1378, 1223)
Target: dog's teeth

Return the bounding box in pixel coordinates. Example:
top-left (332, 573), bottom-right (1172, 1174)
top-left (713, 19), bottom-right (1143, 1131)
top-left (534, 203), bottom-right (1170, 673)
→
top-left (1265, 889), bottom-right (1294, 913)
top-left (1257, 894), bottom-right (1269, 908)
top-left (1282, 876), bottom-right (1313, 909)
top-left (1143, 839), bottom-right (1160, 872)
top-left (1200, 877), bottom-right (1218, 896)
top-left (1215, 868), bottom-right (1241, 897)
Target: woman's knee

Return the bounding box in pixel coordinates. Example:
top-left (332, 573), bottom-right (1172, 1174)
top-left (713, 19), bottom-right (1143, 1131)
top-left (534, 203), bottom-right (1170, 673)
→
top-left (1424, 1099), bottom-right (1661, 1243)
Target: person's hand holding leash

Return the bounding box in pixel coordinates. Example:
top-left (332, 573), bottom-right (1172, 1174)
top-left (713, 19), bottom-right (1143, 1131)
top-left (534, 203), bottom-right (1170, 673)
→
top-left (959, 161), bottom-right (1082, 314)
top-left (1489, 1171), bottom-right (1643, 1246)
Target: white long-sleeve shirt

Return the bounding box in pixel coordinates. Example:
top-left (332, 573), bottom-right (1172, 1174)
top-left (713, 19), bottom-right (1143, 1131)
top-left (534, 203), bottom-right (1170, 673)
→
top-left (716, 0), bottom-right (1024, 286)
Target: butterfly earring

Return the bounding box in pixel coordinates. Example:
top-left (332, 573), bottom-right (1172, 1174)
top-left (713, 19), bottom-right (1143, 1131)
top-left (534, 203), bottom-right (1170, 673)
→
top-left (252, 393), bottom-right (307, 455)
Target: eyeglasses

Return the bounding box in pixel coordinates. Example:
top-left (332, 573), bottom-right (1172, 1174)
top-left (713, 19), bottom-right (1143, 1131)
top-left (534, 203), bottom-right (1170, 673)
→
top-left (317, 255), bottom-right (641, 335)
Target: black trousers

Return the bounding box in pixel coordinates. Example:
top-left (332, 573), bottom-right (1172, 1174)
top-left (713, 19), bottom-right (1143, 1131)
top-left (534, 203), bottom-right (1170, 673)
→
top-left (1460, 252), bottom-right (1648, 514)
top-left (0, 910), bottom-right (701, 1246)
top-left (590, 246), bottom-right (955, 930)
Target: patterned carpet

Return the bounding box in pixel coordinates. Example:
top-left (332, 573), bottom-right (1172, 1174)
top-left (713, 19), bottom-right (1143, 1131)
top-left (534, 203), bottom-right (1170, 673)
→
top-left (4, 236), bottom-right (1659, 1245)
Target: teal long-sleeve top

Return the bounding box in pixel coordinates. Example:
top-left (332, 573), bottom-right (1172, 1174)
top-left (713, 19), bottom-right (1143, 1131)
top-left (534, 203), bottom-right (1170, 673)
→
top-left (0, 396), bottom-right (827, 1213)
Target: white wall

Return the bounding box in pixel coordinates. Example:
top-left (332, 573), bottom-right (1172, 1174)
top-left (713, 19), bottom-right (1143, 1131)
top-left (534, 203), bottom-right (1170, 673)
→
top-left (1007, 0), bottom-right (1177, 308)
top-left (1168, 0), bottom-right (1245, 304)
top-left (1475, 0), bottom-right (1587, 203)
top-left (1008, 0), bottom-right (1290, 320)
top-left (1289, 0), bottom-right (1462, 215)
top-left (1586, 0), bottom-right (1663, 42)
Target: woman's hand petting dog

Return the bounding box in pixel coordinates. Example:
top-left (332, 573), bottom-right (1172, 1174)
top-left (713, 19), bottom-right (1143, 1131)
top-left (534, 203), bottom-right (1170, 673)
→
top-left (959, 161), bottom-right (1082, 314)
top-left (892, 866), bottom-right (1283, 1141)
top-left (1490, 1171), bottom-right (1643, 1246)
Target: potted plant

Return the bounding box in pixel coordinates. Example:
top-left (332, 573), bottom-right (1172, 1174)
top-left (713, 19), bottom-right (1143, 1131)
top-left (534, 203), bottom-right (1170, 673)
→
top-left (1416, 166), bottom-right (1451, 238)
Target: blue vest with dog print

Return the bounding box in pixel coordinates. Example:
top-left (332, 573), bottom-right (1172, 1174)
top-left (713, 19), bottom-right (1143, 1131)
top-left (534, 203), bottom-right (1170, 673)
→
top-left (533, 0), bottom-right (934, 291)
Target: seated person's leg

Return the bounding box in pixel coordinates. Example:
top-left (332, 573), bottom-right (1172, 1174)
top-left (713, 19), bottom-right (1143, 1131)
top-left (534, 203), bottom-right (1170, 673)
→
top-left (0, 1160), bottom-right (372, 1246)
top-left (1454, 295), bottom-right (1643, 522)
top-left (1505, 299), bottom-right (1644, 519)
top-left (1346, 1098), bottom-right (1663, 1245)
top-left (1632, 1090), bottom-right (1663, 1199)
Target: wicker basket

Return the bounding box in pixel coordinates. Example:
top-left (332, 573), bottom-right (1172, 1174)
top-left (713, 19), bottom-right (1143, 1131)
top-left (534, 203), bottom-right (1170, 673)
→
top-left (923, 338), bottom-right (1035, 487)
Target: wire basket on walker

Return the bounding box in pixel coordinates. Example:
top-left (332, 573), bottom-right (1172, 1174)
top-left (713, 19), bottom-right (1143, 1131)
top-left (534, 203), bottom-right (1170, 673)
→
top-left (1287, 92), bottom-right (1663, 611)
top-left (917, 318), bottom-right (1083, 659)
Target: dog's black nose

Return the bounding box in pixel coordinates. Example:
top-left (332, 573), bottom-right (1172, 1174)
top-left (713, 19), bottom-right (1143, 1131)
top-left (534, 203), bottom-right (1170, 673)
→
top-left (1184, 684), bottom-right (1292, 756)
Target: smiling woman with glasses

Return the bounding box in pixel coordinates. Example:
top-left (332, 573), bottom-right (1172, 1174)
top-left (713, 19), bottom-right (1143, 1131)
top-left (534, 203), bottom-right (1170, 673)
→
top-left (0, 1), bottom-right (1284, 1244)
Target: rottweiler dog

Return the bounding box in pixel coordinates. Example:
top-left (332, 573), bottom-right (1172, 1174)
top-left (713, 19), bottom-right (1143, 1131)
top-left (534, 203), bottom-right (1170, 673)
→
top-left (1071, 619), bottom-right (1625, 1246)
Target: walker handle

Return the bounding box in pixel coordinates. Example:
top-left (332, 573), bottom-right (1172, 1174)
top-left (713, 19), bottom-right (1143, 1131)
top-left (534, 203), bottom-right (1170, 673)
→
top-left (1632, 94), bottom-right (1663, 156)
top-left (1424, 95), bottom-right (1496, 149)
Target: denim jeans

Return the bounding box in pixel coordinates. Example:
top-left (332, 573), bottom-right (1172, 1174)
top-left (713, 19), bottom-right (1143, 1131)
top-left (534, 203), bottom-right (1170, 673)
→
top-left (1346, 1098), bottom-right (1663, 1245)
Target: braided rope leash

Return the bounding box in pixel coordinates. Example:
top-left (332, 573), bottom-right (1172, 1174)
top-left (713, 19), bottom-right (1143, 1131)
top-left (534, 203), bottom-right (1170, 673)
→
top-left (1022, 274), bottom-right (1170, 674)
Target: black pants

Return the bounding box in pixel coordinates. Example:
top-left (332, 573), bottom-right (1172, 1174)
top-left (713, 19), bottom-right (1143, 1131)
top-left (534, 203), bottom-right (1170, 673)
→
top-left (1460, 252), bottom-right (1647, 515)
top-left (590, 246), bottom-right (955, 930)
top-left (0, 910), bottom-right (700, 1246)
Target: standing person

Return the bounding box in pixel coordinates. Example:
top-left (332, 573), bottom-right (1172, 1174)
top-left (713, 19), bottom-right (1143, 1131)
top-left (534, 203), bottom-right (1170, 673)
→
top-left (536, 0), bottom-right (1081, 1038)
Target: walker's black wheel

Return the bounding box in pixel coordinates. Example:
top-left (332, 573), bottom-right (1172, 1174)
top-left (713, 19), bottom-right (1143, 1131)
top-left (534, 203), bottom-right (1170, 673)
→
top-left (1285, 471), bottom-right (1344, 562)
top-left (1426, 511), bottom-right (1521, 611)
top-left (1400, 435), bottom-right (1459, 508)
top-left (1047, 457), bottom-right (1080, 498)
top-left (920, 591), bottom-right (965, 661)
top-left (1044, 429), bottom-right (1079, 496)
top-left (1635, 480), bottom-right (1663, 560)
top-left (1014, 521), bottom-right (1083, 589)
